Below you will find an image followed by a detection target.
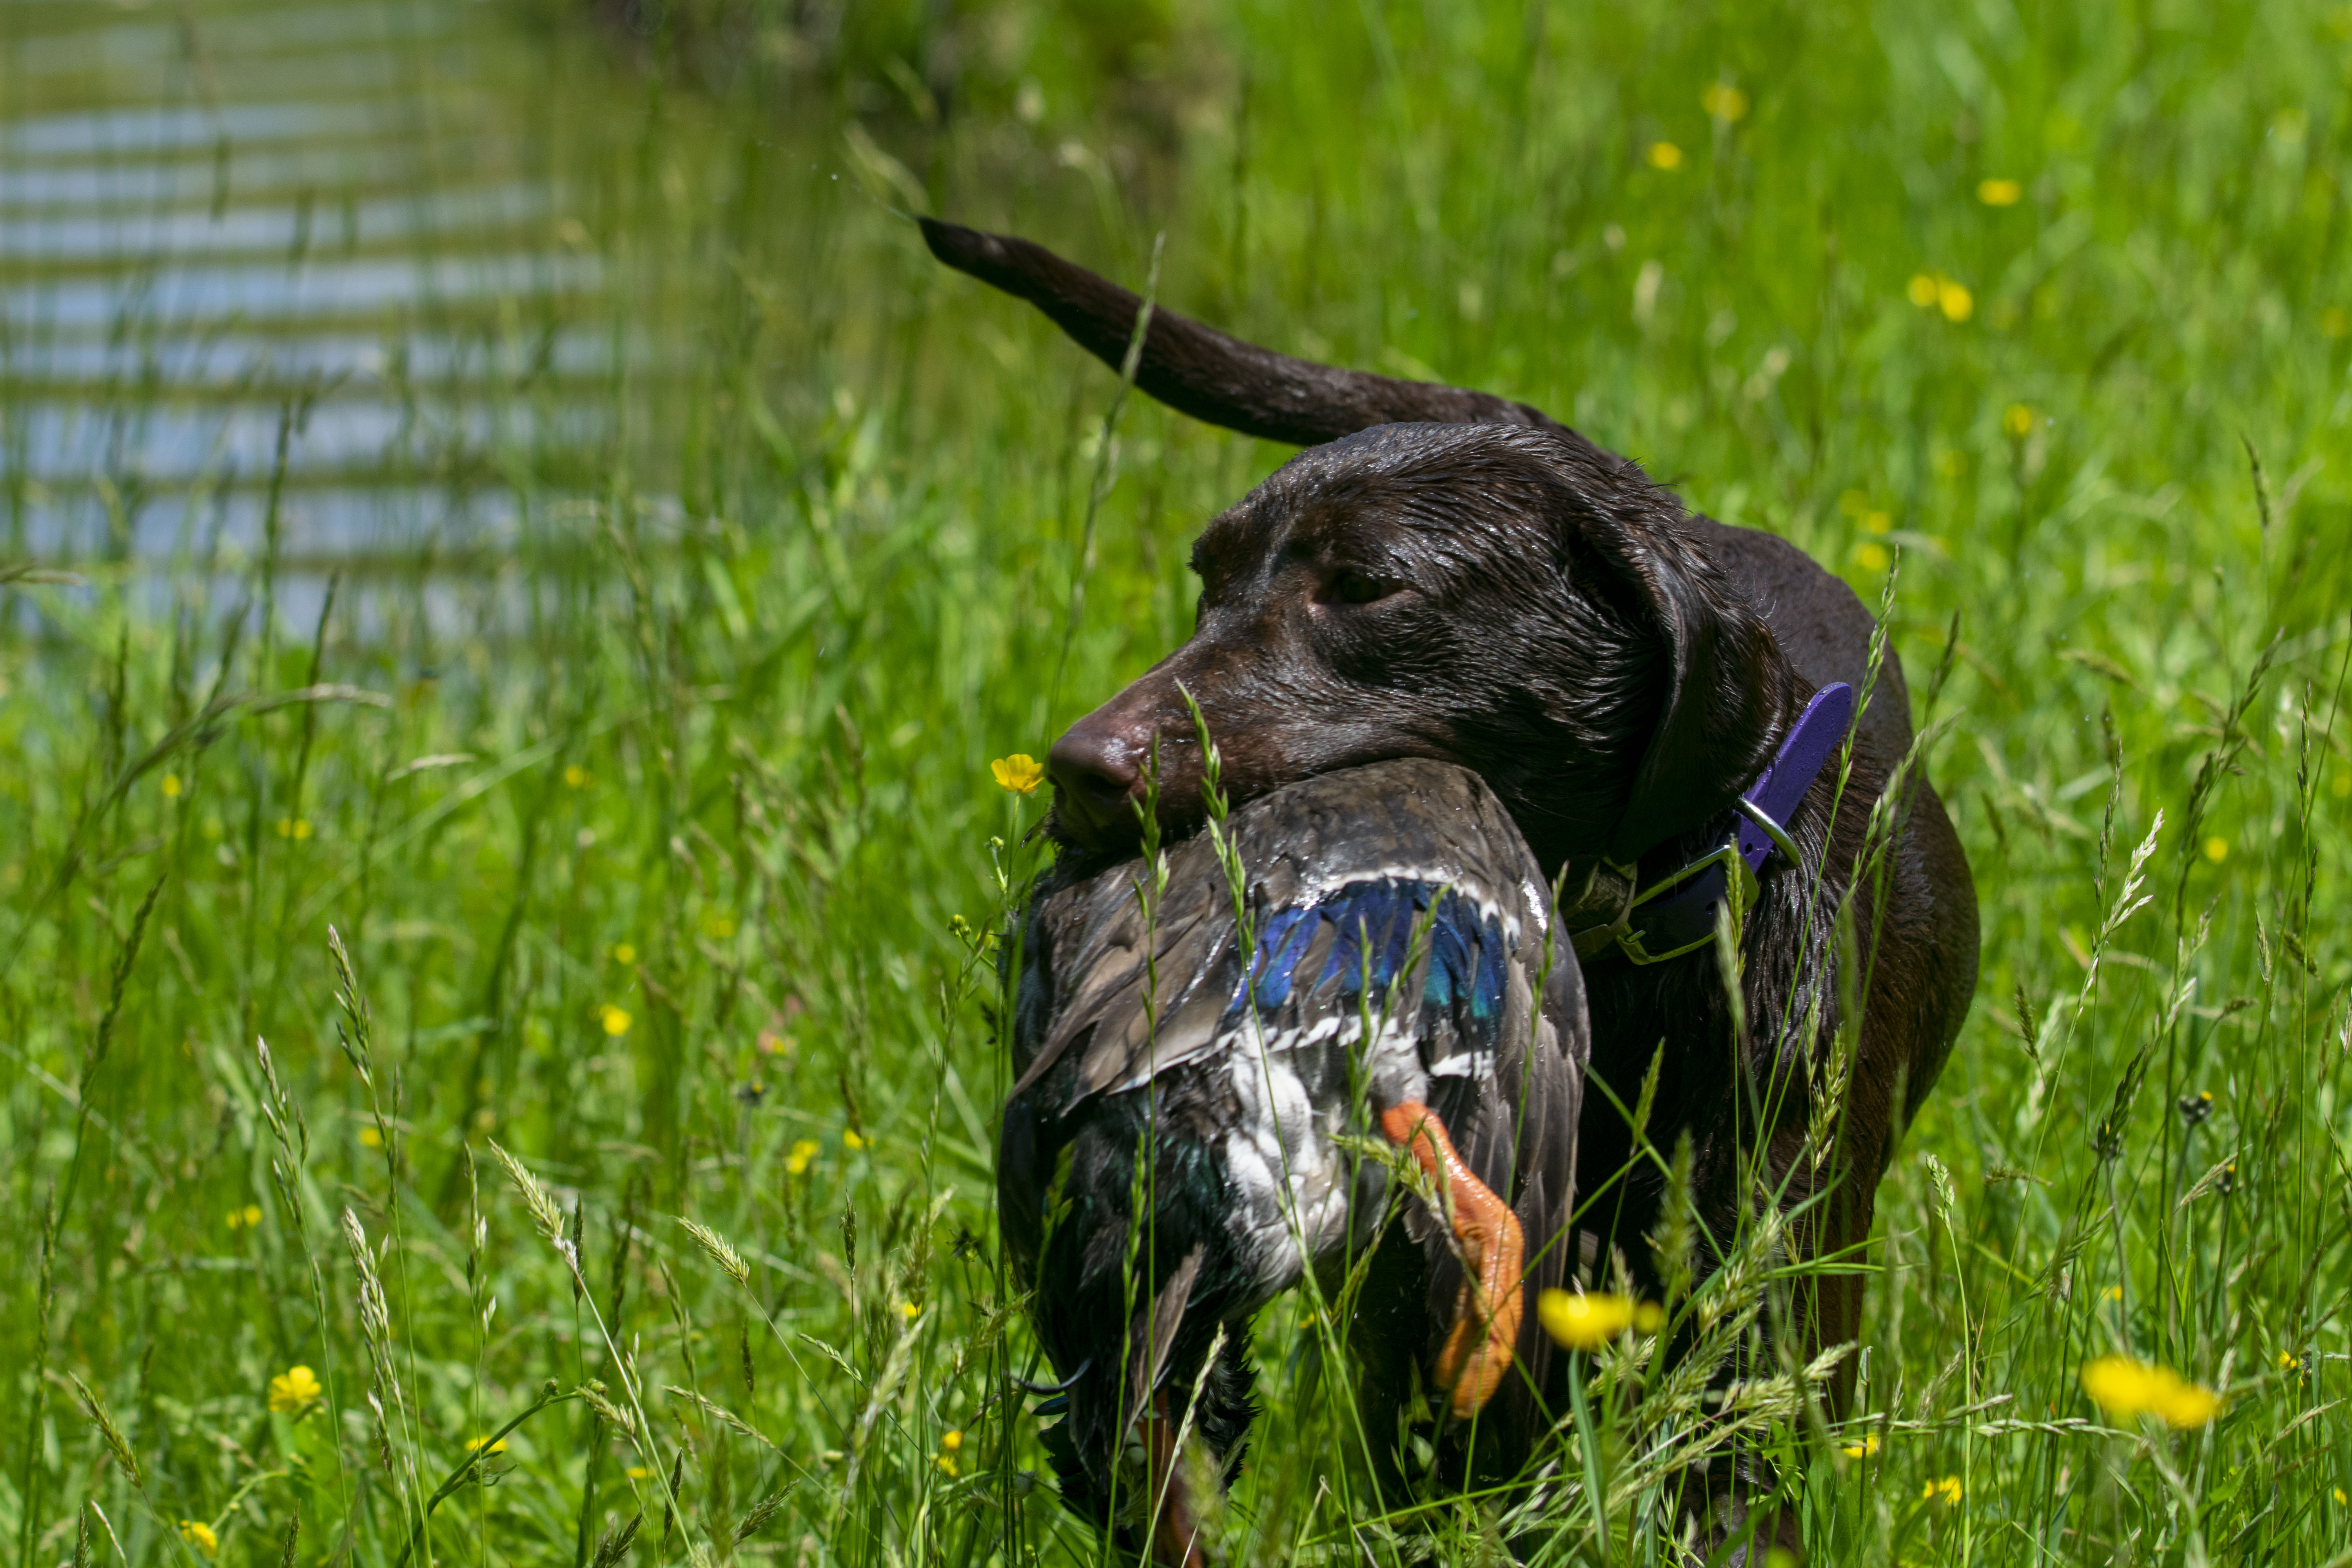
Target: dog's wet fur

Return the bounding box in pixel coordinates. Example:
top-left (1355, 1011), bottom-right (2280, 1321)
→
top-left (926, 218), bottom-right (1979, 1557)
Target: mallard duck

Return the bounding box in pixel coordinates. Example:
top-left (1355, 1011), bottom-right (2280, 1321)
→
top-left (999, 758), bottom-right (1587, 1564)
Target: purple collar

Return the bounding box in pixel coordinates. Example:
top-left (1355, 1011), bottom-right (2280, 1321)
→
top-left (1573, 682), bottom-right (1855, 965)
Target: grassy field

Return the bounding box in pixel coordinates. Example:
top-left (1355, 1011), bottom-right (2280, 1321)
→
top-left (9, 0), bottom-right (2352, 1563)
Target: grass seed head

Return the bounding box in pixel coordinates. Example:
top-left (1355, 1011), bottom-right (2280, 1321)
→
top-left (1646, 1131), bottom-right (1698, 1305)
top-left (664, 1384), bottom-right (773, 1448)
top-left (69, 1373), bottom-right (141, 1487)
top-left (590, 1514), bottom-right (642, 1568)
top-left (578, 1380), bottom-right (636, 1437)
top-left (679, 1217), bottom-right (751, 1288)
top-left (488, 1139), bottom-right (573, 1260)
top-left (733, 1492), bottom-right (788, 1544)
top-left (340, 1209), bottom-right (391, 1347)
top-left (365, 1391), bottom-right (394, 1474)
top-left (327, 924), bottom-right (374, 1085)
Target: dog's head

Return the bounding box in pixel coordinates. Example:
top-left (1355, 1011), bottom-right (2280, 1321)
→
top-left (913, 218), bottom-right (1795, 872)
top-left (1048, 421), bottom-right (1789, 873)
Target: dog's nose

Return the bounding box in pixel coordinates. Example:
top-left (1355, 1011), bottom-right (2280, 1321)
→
top-left (1048, 724), bottom-right (1144, 843)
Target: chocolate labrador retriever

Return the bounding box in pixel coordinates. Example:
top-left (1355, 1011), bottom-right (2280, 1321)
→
top-left (924, 217), bottom-right (1978, 1550)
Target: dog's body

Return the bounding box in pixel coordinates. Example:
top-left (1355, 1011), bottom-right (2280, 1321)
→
top-left (926, 219), bottom-right (1978, 1544)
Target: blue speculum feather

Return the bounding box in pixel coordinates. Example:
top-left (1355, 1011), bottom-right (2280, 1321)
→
top-left (1226, 879), bottom-right (1509, 1049)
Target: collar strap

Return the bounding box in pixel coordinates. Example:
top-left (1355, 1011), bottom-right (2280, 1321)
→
top-left (1570, 682), bottom-right (1855, 965)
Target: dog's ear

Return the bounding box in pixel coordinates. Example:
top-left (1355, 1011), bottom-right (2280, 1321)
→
top-left (1592, 530), bottom-right (1786, 866)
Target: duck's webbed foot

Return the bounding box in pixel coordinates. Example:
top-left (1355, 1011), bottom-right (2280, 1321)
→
top-left (1377, 1099), bottom-right (1525, 1419)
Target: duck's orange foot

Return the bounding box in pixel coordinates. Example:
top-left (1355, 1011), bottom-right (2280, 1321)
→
top-left (1378, 1100), bottom-right (1525, 1419)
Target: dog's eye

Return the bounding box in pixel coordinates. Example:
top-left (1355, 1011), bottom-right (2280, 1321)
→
top-left (1327, 570), bottom-right (1394, 606)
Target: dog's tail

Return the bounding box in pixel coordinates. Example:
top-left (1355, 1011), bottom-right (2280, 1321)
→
top-left (920, 217), bottom-right (1570, 449)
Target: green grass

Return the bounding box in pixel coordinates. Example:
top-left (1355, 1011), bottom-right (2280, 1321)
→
top-left (9, 0), bottom-right (2352, 1563)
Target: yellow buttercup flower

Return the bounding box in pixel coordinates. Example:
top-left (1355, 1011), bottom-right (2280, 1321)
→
top-left (1922, 1474), bottom-right (1962, 1504)
top-left (600, 1004), bottom-right (632, 1037)
top-left (844, 1128), bottom-right (869, 1151)
top-left (564, 765), bottom-right (588, 788)
top-left (1978, 177), bottom-right (2023, 206)
top-left (1906, 272), bottom-right (1975, 321)
top-left (612, 942), bottom-right (636, 965)
top-left (178, 1521), bottom-right (218, 1559)
top-left (1840, 1433), bottom-right (1881, 1459)
top-left (1700, 83), bottom-right (1748, 122)
top-left (626, 1465), bottom-right (652, 1481)
top-left (2158, 1382), bottom-right (2221, 1427)
top-left (360, 1125), bottom-right (384, 1149)
top-left (2004, 403), bottom-right (2035, 437)
top-left (786, 1138), bottom-right (820, 1176)
top-left (900, 1301), bottom-right (922, 1321)
top-left (2204, 836), bottom-right (2229, 863)
top-left (466, 1434), bottom-right (508, 1454)
top-left (2080, 1355), bottom-right (2221, 1428)
top-left (1537, 1290), bottom-right (1635, 1350)
top-left (1647, 141), bottom-right (1684, 171)
top-left (1854, 542), bottom-right (1891, 573)
top-left (162, 773), bottom-right (183, 799)
top-left (990, 755), bottom-right (1045, 795)
top-left (941, 1430), bottom-right (964, 1452)
top-left (1632, 1299), bottom-right (1666, 1334)
top-left (268, 1365), bottom-right (323, 1415)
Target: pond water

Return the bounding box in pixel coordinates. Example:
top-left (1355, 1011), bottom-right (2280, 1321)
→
top-left (4, 0), bottom-right (1146, 656)
top-left (2, 0), bottom-right (644, 608)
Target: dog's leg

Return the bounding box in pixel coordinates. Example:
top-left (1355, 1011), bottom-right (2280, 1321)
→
top-left (1143, 1390), bottom-right (1208, 1568)
top-left (1378, 1100), bottom-right (1524, 1419)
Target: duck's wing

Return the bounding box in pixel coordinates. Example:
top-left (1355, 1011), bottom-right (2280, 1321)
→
top-left (1011, 829), bottom-right (1247, 1107)
top-left (1236, 760), bottom-right (1550, 1086)
top-left (1019, 760), bottom-right (1564, 1103)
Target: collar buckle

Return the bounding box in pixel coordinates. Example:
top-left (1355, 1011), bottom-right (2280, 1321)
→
top-left (1602, 839), bottom-right (1762, 965)
top-left (1566, 681), bottom-right (1854, 967)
